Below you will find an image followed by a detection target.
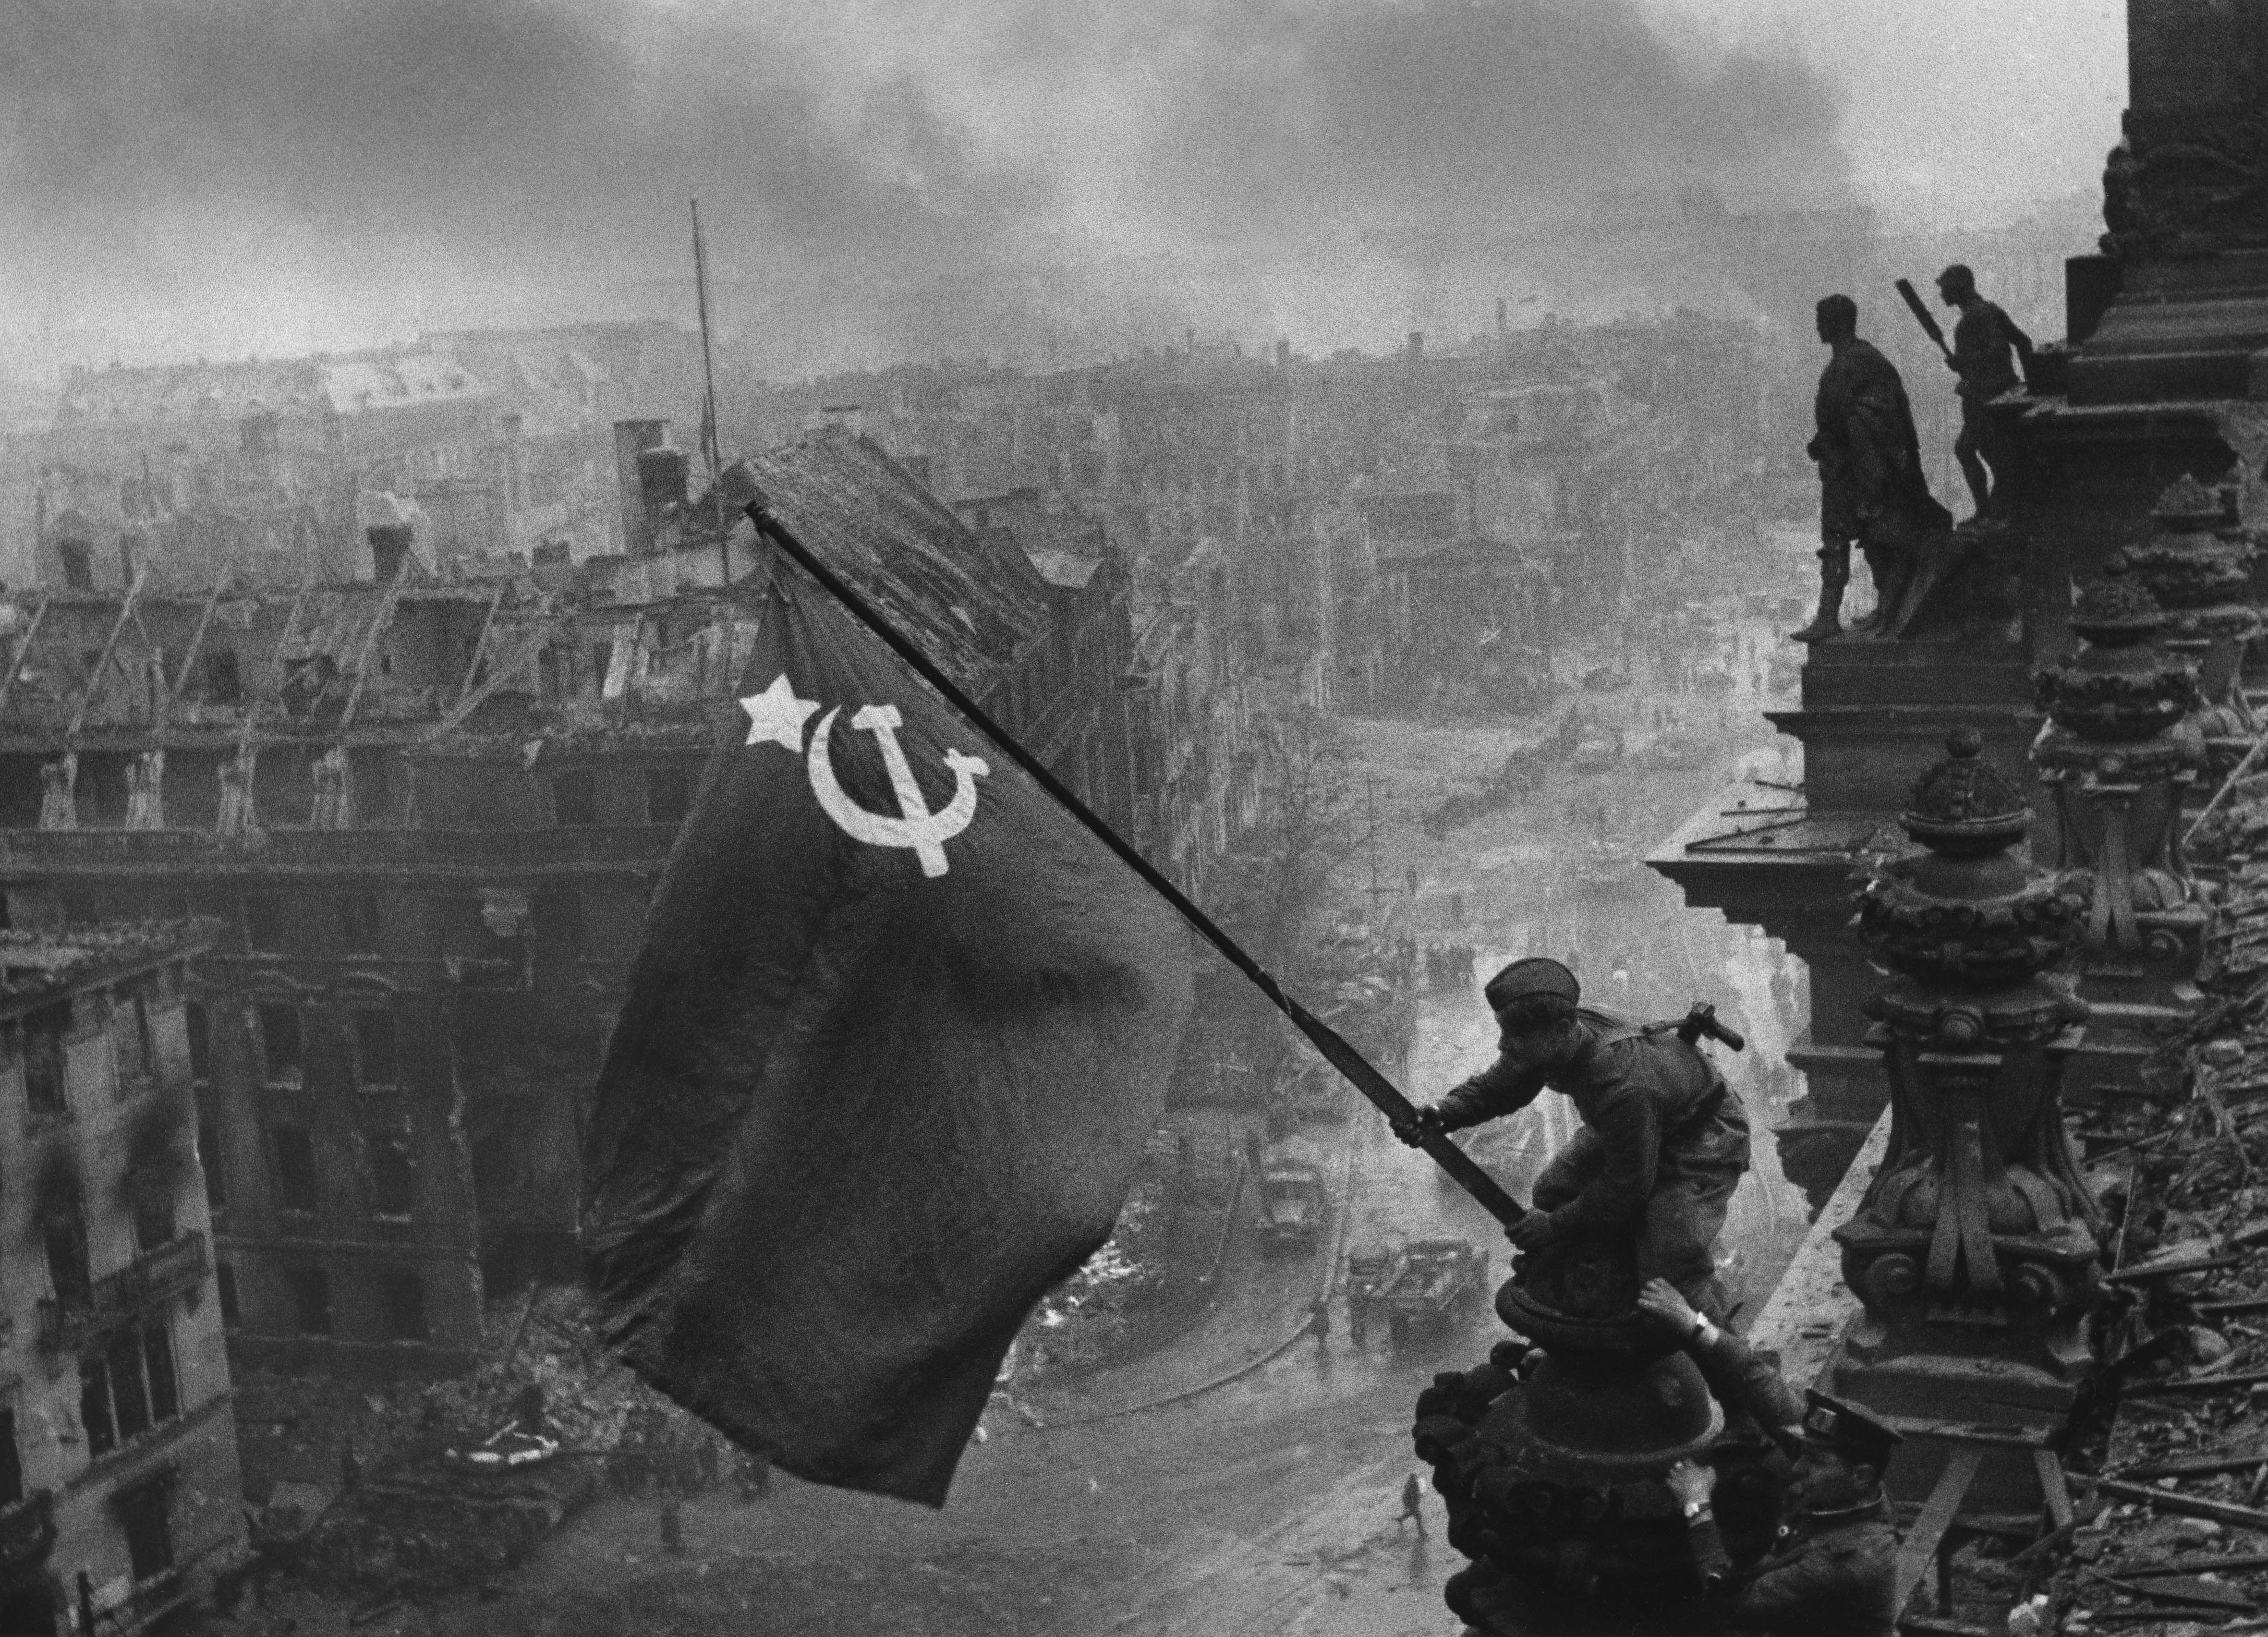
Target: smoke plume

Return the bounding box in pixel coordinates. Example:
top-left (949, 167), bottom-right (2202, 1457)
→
top-left (3, 0), bottom-right (1852, 376)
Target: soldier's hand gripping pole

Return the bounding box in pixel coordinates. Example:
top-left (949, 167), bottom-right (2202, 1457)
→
top-left (741, 493), bottom-right (1529, 1233)
top-left (1895, 277), bottom-right (1955, 364)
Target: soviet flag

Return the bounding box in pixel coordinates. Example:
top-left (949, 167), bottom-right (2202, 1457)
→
top-left (582, 561), bottom-right (1193, 1506)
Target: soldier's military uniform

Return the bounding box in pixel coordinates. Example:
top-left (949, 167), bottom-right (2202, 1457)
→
top-left (1434, 966), bottom-right (1750, 1310)
top-left (1684, 1389), bottom-right (1903, 1637)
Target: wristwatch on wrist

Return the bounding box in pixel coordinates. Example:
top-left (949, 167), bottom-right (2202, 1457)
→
top-left (1688, 1316), bottom-right (1719, 1349)
top-left (1682, 1498), bottom-right (1712, 1521)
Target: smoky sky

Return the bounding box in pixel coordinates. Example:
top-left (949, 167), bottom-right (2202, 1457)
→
top-left (5, 0), bottom-right (1851, 379)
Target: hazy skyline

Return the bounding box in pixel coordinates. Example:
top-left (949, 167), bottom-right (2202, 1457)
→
top-left (4, 0), bottom-right (2128, 384)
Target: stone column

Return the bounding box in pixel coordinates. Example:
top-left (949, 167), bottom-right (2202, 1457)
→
top-left (1829, 728), bottom-right (2098, 1506)
top-left (2032, 578), bottom-right (2206, 1102)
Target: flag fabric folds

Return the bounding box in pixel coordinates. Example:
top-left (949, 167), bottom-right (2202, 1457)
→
top-left (582, 563), bottom-right (1193, 1506)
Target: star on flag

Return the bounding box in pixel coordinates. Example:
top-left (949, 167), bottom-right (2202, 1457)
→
top-left (741, 673), bottom-right (819, 751)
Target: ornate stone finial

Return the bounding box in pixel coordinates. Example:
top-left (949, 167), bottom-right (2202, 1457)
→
top-left (2115, 475), bottom-right (2257, 610)
top-left (1838, 734), bottom-right (2097, 1391)
top-left (1861, 732), bottom-right (2082, 993)
top-left (1899, 726), bottom-right (2031, 854)
top-left (2035, 579), bottom-right (2198, 743)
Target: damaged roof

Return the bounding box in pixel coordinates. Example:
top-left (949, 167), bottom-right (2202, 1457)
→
top-left (722, 429), bottom-right (1053, 695)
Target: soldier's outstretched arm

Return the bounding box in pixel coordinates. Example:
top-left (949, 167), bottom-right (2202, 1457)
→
top-left (1434, 1056), bottom-right (1546, 1130)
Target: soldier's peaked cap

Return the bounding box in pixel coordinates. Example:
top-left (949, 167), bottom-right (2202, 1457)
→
top-left (1799, 1390), bottom-right (1903, 1469)
top-left (1483, 957), bottom-right (1580, 1014)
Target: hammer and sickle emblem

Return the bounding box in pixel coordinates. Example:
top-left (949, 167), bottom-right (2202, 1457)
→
top-left (805, 704), bottom-right (989, 878)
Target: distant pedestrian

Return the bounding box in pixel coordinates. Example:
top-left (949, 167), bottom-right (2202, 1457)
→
top-left (1308, 1295), bottom-right (1331, 1346)
top-left (1406, 866), bottom-right (1420, 899)
top-left (1348, 1298), bottom-right (1368, 1349)
top-left (1398, 1473), bottom-right (1428, 1537)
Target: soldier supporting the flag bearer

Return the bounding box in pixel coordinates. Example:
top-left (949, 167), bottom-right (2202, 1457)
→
top-left (1391, 957), bottom-right (1750, 1319)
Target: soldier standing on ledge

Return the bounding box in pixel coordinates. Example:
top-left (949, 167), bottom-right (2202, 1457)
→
top-left (1390, 957), bottom-right (1751, 1319)
top-left (1936, 263), bottom-right (2035, 524)
top-left (1796, 294), bottom-right (1941, 643)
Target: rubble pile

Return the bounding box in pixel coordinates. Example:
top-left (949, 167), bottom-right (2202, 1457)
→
top-left (2025, 789), bottom-right (2268, 1633)
top-left (284, 1285), bottom-right (734, 1597)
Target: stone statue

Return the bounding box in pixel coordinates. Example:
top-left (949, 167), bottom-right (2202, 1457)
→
top-left (1796, 294), bottom-right (1954, 643)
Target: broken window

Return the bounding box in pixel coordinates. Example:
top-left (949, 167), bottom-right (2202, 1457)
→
top-left (215, 1263), bottom-right (239, 1328)
top-left (23, 1001), bottom-right (70, 1117)
top-left (130, 1171), bottom-right (174, 1253)
top-left (551, 768), bottom-right (598, 827)
top-left (43, 1199), bottom-right (90, 1310)
top-left (184, 1002), bottom-right (210, 1083)
top-left (256, 1004), bottom-right (301, 1084)
top-left (337, 893), bottom-right (383, 953)
top-left (142, 1321), bottom-right (177, 1424)
top-left (55, 541), bottom-right (92, 591)
top-left (77, 1356), bottom-right (114, 1457)
top-left (202, 650), bottom-right (242, 706)
top-left (367, 1137), bottom-right (414, 1218)
top-left (283, 1266), bottom-right (331, 1335)
top-left (533, 887), bottom-right (585, 953)
top-left (352, 1011), bottom-right (399, 1089)
top-left (113, 984), bottom-right (153, 1087)
top-left (243, 894), bottom-right (285, 953)
top-left (0, 1408), bottom-right (20, 1508)
top-left (644, 766), bottom-right (692, 826)
top-left (113, 1471), bottom-right (174, 1582)
top-left (379, 1268), bottom-right (427, 1343)
top-left (271, 1124), bottom-right (317, 1212)
top-left (105, 1330), bottom-right (151, 1442)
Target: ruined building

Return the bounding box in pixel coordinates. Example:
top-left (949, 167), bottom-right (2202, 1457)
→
top-left (0, 428), bottom-right (1149, 1377)
top-left (0, 922), bottom-right (246, 1635)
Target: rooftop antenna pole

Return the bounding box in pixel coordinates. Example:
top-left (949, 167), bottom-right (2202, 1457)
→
top-left (690, 199), bottom-right (729, 590)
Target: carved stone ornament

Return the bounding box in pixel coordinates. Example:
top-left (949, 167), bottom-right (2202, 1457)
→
top-left (2033, 580), bottom-right (2205, 958)
top-left (2101, 111), bottom-right (2268, 260)
top-left (1839, 732), bottom-right (2099, 1381)
top-left (2033, 580), bottom-right (2201, 744)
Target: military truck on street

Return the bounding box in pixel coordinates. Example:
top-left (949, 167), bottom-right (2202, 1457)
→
top-left (1255, 1136), bottom-right (1329, 1252)
top-left (1374, 1238), bottom-right (1490, 1343)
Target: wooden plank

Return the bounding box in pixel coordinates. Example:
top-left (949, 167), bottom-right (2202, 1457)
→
top-left (2035, 1447), bottom-right (2074, 1532)
top-left (1876, 1413), bottom-right (2053, 1450)
top-left (2114, 1550), bottom-right (2268, 1579)
top-left (1894, 1446), bottom-right (1984, 1610)
top-left (2197, 1297), bottom-right (2268, 1318)
top-left (452, 584), bottom-right (507, 707)
top-left (2118, 1452), bottom-right (2268, 1482)
top-left (2104, 1253), bottom-right (2246, 1286)
top-left (2095, 1476), bottom-right (2268, 1531)
top-left (2126, 1367), bottom-right (2268, 1398)
top-left (64, 566), bottom-right (149, 738)
top-left (165, 567), bottom-right (233, 715)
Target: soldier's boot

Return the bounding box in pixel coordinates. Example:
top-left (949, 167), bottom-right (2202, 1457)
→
top-left (1789, 582), bottom-right (1843, 644)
